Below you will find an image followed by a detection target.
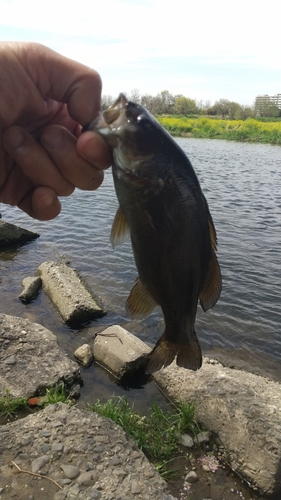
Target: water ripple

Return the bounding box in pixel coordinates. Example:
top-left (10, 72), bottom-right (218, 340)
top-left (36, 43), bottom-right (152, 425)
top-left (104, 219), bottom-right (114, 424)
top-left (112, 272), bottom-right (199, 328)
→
top-left (1, 138), bottom-right (280, 379)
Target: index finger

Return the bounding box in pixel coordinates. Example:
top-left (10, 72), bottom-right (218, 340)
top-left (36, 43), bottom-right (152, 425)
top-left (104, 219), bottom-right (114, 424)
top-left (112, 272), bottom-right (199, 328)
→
top-left (17, 43), bottom-right (102, 125)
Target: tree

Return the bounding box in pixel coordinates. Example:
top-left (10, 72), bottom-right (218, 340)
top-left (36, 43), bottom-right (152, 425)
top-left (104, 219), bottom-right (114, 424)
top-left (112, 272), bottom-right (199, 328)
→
top-left (128, 88), bottom-right (141, 104)
top-left (101, 94), bottom-right (115, 111)
top-left (175, 96), bottom-right (197, 115)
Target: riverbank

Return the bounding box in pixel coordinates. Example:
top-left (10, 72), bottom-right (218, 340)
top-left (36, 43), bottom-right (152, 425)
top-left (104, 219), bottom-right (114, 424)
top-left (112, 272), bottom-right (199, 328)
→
top-left (1, 314), bottom-right (280, 499)
top-left (157, 116), bottom-right (281, 144)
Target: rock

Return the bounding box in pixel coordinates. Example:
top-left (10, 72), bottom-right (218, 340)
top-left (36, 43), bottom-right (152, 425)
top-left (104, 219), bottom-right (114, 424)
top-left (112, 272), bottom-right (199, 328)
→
top-left (0, 314), bottom-right (81, 399)
top-left (36, 261), bottom-right (106, 326)
top-left (185, 471), bottom-right (198, 483)
top-left (0, 220), bottom-right (39, 249)
top-left (31, 455), bottom-right (49, 473)
top-left (93, 325), bottom-right (151, 378)
top-left (154, 358), bottom-right (281, 497)
top-left (74, 344), bottom-right (94, 367)
top-left (3, 355), bottom-right (16, 365)
top-left (77, 470), bottom-right (98, 486)
top-left (60, 464), bottom-right (80, 479)
top-left (69, 384), bottom-right (81, 399)
top-left (202, 464), bottom-right (211, 472)
top-left (180, 434), bottom-right (194, 447)
top-left (197, 431), bottom-right (210, 444)
top-left (131, 479), bottom-right (141, 493)
top-left (19, 276), bottom-right (42, 303)
top-left (0, 403), bottom-right (169, 499)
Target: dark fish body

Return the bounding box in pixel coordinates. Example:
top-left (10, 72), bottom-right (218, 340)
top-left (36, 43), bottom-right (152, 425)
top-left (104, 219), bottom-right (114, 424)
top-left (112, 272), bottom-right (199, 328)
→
top-left (87, 94), bottom-right (221, 373)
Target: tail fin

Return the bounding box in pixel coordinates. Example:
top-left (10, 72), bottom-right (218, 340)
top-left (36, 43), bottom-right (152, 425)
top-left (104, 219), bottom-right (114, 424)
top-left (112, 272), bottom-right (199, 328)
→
top-left (145, 334), bottom-right (202, 374)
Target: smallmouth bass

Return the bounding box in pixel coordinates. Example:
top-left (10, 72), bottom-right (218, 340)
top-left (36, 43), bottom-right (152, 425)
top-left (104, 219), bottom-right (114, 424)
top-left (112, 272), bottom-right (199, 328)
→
top-left (86, 94), bottom-right (222, 374)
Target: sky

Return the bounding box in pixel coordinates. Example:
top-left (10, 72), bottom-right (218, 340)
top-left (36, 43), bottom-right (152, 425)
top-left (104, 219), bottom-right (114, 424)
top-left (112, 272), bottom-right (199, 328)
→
top-left (1, 0), bottom-right (280, 106)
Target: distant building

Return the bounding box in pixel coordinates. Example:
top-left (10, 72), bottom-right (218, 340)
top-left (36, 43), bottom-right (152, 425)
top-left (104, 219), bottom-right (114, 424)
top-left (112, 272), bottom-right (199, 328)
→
top-left (255, 94), bottom-right (281, 116)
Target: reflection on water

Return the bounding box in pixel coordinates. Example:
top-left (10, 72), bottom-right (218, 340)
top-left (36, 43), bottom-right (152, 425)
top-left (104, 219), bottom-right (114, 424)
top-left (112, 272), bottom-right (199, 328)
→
top-left (0, 138), bottom-right (280, 382)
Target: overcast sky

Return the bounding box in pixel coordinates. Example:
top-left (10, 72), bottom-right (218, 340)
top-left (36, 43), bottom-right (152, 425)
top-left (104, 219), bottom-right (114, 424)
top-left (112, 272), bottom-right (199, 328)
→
top-left (1, 0), bottom-right (280, 106)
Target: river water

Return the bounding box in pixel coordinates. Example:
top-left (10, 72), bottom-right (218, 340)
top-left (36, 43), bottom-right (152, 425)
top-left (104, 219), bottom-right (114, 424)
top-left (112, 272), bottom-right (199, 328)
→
top-left (1, 138), bottom-right (281, 388)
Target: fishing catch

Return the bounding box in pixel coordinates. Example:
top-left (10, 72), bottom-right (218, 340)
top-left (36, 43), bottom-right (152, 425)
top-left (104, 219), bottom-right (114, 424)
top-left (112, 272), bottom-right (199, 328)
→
top-left (86, 94), bottom-right (222, 374)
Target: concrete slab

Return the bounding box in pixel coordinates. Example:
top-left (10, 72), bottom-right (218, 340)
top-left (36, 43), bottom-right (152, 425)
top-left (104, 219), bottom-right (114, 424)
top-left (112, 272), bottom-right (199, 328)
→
top-left (93, 325), bottom-right (150, 377)
top-left (155, 359), bottom-right (281, 498)
top-left (93, 324), bottom-right (281, 498)
top-left (0, 314), bottom-right (81, 399)
top-left (36, 261), bottom-right (106, 327)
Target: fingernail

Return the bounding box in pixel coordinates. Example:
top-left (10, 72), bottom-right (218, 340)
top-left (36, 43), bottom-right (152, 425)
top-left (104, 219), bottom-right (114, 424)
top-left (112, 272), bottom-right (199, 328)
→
top-left (4, 127), bottom-right (24, 149)
top-left (39, 191), bottom-right (55, 208)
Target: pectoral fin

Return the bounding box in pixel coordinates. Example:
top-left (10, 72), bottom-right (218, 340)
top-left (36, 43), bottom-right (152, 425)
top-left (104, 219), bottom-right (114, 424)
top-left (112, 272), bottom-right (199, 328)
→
top-left (126, 277), bottom-right (158, 319)
top-left (110, 206), bottom-right (130, 248)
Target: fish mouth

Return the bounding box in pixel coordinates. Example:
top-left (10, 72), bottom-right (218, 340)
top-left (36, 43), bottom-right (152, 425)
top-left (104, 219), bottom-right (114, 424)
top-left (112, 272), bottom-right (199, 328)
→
top-left (87, 93), bottom-right (154, 171)
top-left (88, 93), bottom-right (138, 147)
top-left (103, 93), bottom-right (128, 126)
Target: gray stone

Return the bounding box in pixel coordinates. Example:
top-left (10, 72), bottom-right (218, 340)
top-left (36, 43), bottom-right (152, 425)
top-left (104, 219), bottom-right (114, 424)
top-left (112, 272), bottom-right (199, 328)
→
top-left (69, 384), bottom-right (81, 399)
top-left (60, 464), bottom-right (80, 479)
top-left (77, 470), bottom-right (98, 486)
top-left (3, 355), bottom-right (16, 365)
top-left (131, 479), bottom-right (141, 494)
top-left (180, 434), bottom-right (194, 448)
top-left (91, 491), bottom-right (102, 500)
top-left (36, 261), bottom-right (105, 326)
top-left (154, 358), bottom-right (281, 497)
top-left (0, 314), bottom-right (81, 399)
top-left (197, 431), bottom-right (210, 444)
top-left (0, 403), bottom-right (168, 499)
top-left (19, 276), bottom-right (42, 303)
top-left (74, 344), bottom-right (94, 367)
top-left (31, 455), bottom-right (49, 473)
top-left (93, 325), bottom-right (150, 378)
top-left (0, 220), bottom-right (39, 249)
top-left (185, 471), bottom-right (198, 483)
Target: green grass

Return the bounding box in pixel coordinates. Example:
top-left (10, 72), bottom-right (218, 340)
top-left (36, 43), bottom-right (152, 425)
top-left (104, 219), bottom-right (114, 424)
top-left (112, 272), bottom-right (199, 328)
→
top-left (88, 396), bottom-right (202, 479)
top-left (0, 389), bottom-right (27, 419)
top-left (157, 116), bottom-right (281, 144)
top-left (41, 383), bottom-right (72, 406)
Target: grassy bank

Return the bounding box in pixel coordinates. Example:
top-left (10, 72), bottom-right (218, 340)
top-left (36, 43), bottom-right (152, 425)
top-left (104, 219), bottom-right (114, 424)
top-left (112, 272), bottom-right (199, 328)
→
top-left (157, 116), bottom-right (281, 144)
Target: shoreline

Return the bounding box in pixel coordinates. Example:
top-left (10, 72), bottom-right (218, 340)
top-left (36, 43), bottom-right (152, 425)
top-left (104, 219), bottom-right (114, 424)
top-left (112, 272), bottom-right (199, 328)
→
top-left (157, 116), bottom-right (281, 145)
top-left (1, 315), bottom-right (281, 499)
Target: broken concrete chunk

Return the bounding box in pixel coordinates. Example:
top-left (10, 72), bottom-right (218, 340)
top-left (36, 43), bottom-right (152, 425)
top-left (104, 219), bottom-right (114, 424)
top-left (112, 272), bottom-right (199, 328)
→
top-left (74, 344), bottom-right (94, 367)
top-left (0, 219), bottom-right (39, 249)
top-left (19, 276), bottom-right (42, 303)
top-left (0, 314), bottom-right (81, 399)
top-left (93, 325), bottom-right (150, 378)
top-left (36, 261), bottom-right (106, 326)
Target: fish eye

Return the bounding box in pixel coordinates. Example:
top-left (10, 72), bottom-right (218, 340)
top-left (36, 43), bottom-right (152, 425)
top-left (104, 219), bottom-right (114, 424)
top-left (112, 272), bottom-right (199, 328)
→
top-left (137, 114), bottom-right (152, 130)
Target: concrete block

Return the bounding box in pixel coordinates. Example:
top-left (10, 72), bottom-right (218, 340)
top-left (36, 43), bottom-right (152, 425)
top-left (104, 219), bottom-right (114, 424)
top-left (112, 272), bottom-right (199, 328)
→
top-left (36, 261), bottom-right (105, 326)
top-left (93, 325), bottom-right (150, 378)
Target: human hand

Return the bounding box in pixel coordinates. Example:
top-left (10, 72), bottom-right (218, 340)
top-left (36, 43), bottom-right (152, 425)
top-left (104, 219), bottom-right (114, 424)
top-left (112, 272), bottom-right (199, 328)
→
top-left (0, 42), bottom-right (111, 220)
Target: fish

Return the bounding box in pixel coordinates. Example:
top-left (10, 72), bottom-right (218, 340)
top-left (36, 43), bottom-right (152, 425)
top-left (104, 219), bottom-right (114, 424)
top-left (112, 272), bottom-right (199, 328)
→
top-left (86, 93), bottom-right (222, 374)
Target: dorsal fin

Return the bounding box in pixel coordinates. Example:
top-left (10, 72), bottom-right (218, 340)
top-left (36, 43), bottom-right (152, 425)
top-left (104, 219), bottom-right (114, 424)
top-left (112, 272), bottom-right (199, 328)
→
top-left (126, 277), bottom-right (158, 319)
top-left (110, 206), bottom-right (130, 248)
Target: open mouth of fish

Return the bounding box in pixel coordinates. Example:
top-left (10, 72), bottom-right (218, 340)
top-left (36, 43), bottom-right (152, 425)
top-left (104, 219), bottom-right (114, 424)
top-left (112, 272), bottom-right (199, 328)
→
top-left (87, 94), bottom-right (154, 170)
top-left (88, 94), bottom-right (134, 145)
